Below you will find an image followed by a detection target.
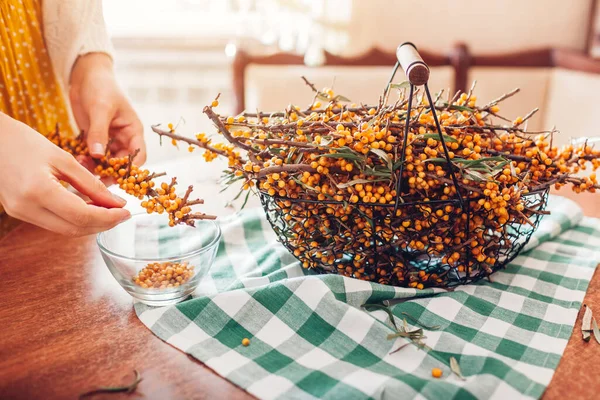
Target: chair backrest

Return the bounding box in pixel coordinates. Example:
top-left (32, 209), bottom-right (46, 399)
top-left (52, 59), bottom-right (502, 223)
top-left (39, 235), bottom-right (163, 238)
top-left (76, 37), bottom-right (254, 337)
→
top-left (545, 51), bottom-right (600, 146)
top-left (233, 46), bottom-right (600, 146)
top-left (233, 47), bottom-right (457, 114)
top-left (467, 48), bottom-right (600, 146)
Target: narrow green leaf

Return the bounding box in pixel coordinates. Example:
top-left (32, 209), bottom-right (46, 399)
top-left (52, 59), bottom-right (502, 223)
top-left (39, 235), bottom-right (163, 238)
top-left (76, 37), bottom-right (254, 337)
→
top-left (320, 135), bottom-right (334, 146)
top-left (362, 303), bottom-right (398, 331)
top-left (465, 170), bottom-right (489, 182)
top-left (593, 318), bottom-right (600, 345)
top-left (401, 312), bottom-right (441, 330)
top-left (388, 341), bottom-right (411, 355)
top-left (365, 166), bottom-right (392, 178)
top-left (316, 93), bottom-right (330, 101)
top-left (446, 104), bottom-right (475, 113)
top-left (393, 159), bottom-right (404, 170)
top-left (470, 156), bottom-right (507, 163)
top-left (426, 157), bottom-right (456, 164)
top-left (449, 357), bottom-right (466, 380)
top-left (79, 370), bottom-right (142, 399)
top-left (240, 190), bottom-right (252, 210)
top-left (321, 152), bottom-right (362, 161)
top-left (390, 81), bottom-right (411, 90)
top-left (286, 148), bottom-right (297, 164)
top-left (582, 304), bottom-right (593, 341)
top-left (413, 133), bottom-right (458, 143)
top-left (333, 94), bottom-right (351, 102)
top-left (292, 177), bottom-right (319, 192)
top-left (370, 148), bottom-right (393, 170)
top-left (466, 166), bottom-right (492, 172)
top-left (387, 328), bottom-right (424, 340)
top-left (232, 187), bottom-right (246, 201)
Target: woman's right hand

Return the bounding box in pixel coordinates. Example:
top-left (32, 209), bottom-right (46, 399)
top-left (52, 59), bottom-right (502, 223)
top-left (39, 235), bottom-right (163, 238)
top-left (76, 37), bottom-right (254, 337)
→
top-left (0, 114), bottom-right (131, 237)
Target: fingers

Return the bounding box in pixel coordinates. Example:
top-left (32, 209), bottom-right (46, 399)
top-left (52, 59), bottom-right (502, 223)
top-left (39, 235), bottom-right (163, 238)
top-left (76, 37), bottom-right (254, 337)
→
top-left (19, 206), bottom-right (122, 237)
top-left (40, 178), bottom-right (130, 230)
top-left (109, 112), bottom-right (146, 166)
top-left (55, 153), bottom-right (127, 208)
top-left (41, 183), bottom-right (130, 232)
top-left (86, 103), bottom-right (113, 158)
top-left (76, 154), bottom-right (97, 174)
top-left (13, 206), bottom-right (82, 236)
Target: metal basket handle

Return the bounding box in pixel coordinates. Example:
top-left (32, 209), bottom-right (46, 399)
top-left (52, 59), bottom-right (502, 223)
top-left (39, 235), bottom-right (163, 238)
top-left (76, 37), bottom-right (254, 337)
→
top-left (396, 42), bottom-right (430, 86)
top-left (392, 42), bottom-right (465, 210)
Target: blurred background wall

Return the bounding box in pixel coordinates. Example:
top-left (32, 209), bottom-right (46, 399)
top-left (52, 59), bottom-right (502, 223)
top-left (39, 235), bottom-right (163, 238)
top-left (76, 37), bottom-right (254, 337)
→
top-left (103, 0), bottom-right (600, 168)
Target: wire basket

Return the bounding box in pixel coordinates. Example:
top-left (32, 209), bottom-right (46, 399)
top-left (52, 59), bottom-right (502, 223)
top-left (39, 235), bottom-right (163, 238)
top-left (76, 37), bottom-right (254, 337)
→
top-left (257, 43), bottom-right (549, 288)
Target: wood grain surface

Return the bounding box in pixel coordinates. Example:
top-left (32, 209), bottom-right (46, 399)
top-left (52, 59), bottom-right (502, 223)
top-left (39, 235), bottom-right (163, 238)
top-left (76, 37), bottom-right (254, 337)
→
top-left (0, 185), bottom-right (598, 399)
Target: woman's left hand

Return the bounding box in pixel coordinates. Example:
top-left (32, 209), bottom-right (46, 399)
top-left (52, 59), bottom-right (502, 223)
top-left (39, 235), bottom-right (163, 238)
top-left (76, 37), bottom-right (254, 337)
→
top-left (69, 53), bottom-right (146, 169)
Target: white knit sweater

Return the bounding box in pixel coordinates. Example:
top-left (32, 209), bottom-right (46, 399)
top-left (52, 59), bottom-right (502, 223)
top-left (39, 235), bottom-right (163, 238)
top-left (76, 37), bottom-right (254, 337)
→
top-left (42, 0), bottom-right (114, 90)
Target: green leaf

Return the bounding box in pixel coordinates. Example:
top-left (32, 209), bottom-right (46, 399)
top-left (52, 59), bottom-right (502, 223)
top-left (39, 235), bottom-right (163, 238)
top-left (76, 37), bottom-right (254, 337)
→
top-left (474, 156), bottom-right (509, 163)
top-left (292, 177), bottom-right (319, 192)
top-left (240, 190), bottom-right (252, 210)
top-left (231, 187), bottom-right (245, 201)
top-left (79, 370), bottom-right (142, 398)
top-left (583, 305), bottom-right (593, 341)
top-left (387, 328), bottom-right (424, 340)
top-left (286, 148), bottom-right (297, 164)
top-left (367, 116), bottom-right (378, 128)
top-left (393, 159), bottom-right (404, 171)
top-left (401, 312), bottom-right (441, 330)
top-left (365, 166), bottom-right (392, 178)
top-left (370, 148), bottom-right (393, 170)
top-left (413, 133), bottom-right (458, 143)
top-left (320, 135), bottom-right (334, 146)
top-left (388, 341), bottom-right (411, 355)
top-left (389, 81), bottom-right (411, 90)
top-left (426, 157), bottom-right (456, 164)
top-left (465, 170), bottom-right (489, 182)
top-left (333, 94), bottom-right (351, 102)
top-left (362, 303), bottom-right (398, 331)
top-left (445, 104), bottom-right (475, 113)
top-left (316, 93), bottom-right (330, 101)
top-left (593, 318), bottom-right (600, 345)
top-left (450, 357), bottom-right (466, 381)
top-left (321, 152), bottom-right (363, 161)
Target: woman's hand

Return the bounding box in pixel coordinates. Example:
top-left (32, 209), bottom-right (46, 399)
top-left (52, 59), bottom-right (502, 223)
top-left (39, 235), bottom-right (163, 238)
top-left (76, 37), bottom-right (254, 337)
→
top-left (69, 53), bottom-right (146, 167)
top-left (0, 114), bottom-right (130, 236)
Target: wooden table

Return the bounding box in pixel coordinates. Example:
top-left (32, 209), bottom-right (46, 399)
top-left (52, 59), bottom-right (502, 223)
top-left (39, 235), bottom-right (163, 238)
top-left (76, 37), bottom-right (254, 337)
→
top-left (0, 168), bottom-right (598, 399)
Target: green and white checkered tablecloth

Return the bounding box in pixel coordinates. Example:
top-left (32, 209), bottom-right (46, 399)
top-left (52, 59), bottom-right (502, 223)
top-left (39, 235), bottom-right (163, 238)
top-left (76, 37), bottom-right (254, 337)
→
top-left (134, 195), bottom-right (600, 400)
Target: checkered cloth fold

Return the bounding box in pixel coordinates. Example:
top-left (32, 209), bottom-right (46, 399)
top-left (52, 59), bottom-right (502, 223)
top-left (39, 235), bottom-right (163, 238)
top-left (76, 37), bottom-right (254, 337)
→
top-left (135, 195), bottom-right (600, 400)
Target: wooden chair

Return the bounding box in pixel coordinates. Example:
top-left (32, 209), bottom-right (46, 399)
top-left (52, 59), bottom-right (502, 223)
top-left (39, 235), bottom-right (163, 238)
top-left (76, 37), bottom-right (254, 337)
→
top-left (466, 48), bottom-right (600, 146)
top-left (232, 46), bottom-right (462, 114)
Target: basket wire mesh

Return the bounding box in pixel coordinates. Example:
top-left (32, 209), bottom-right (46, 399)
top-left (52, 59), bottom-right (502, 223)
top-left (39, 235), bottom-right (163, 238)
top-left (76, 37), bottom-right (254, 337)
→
top-left (259, 43), bottom-right (549, 288)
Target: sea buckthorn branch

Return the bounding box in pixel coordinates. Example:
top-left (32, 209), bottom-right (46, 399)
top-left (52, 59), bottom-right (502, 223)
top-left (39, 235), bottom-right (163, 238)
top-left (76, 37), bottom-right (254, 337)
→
top-left (155, 78), bottom-right (600, 288)
top-left (45, 125), bottom-right (215, 226)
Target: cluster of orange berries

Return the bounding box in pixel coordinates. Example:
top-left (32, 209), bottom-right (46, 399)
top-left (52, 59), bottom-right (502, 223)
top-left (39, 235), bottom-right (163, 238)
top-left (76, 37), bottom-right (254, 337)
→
top-left (158, 85), bottom-right (600, 288)
top-left (93, 157), bottom-right (199, 226)
top-left (45, 125), bottom-right (209, 227)
top-left (132, 261), bottom-right (195, 289)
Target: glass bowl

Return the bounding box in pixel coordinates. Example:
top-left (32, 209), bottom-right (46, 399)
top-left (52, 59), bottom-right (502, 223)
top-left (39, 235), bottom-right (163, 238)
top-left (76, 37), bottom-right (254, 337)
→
top-left (97, 213), bottom-right (221, 306)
